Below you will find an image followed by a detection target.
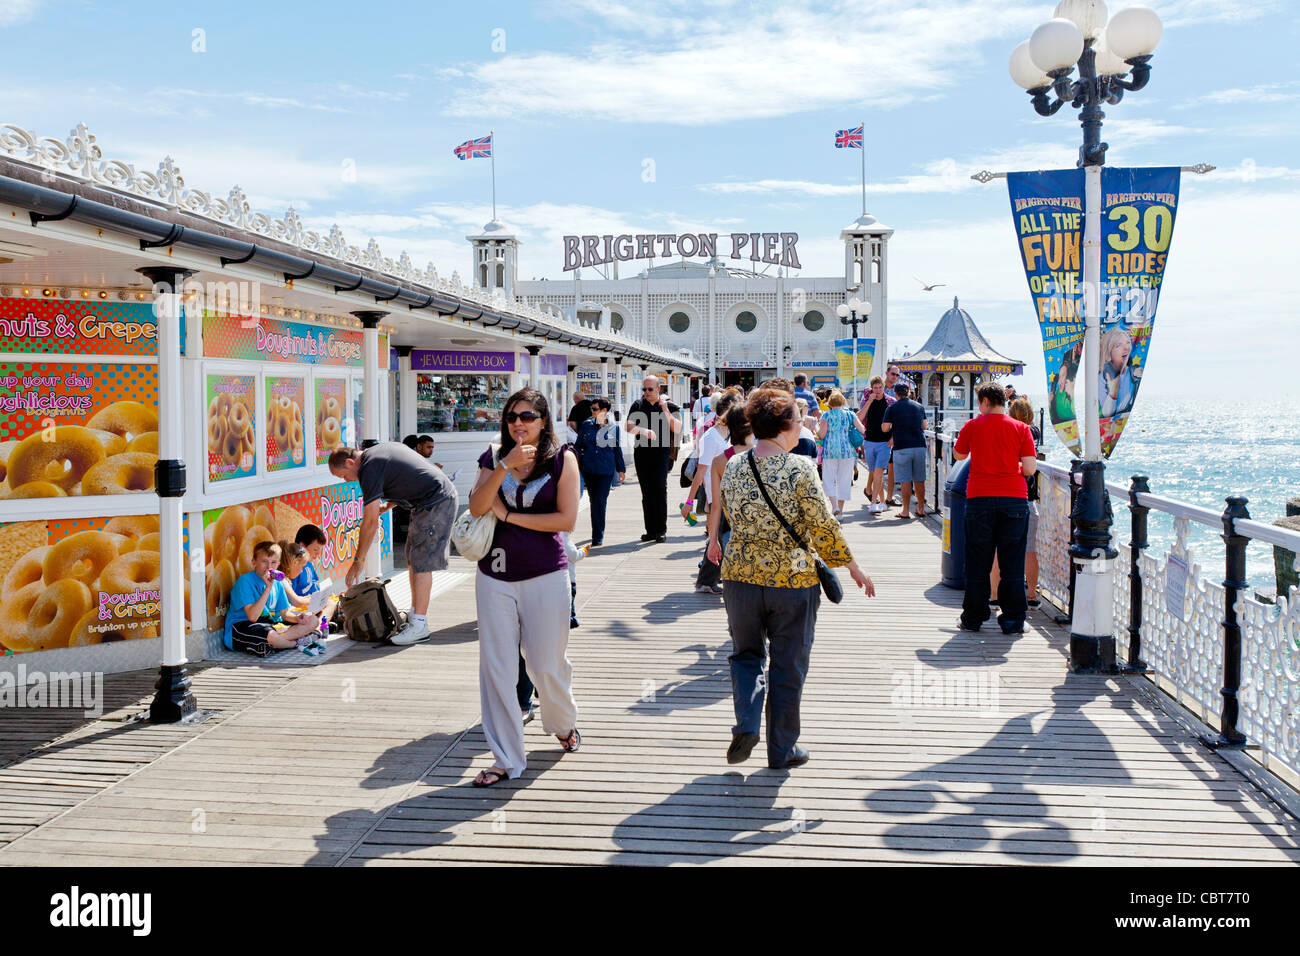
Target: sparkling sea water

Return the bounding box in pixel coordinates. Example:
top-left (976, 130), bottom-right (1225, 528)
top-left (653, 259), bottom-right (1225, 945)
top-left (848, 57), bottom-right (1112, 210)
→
top-left (1036, 394), bottom-right (1300, 595)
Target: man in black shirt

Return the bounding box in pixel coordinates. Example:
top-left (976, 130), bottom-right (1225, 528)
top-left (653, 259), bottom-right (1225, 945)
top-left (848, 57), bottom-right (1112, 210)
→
top-left (328, 442), bottom-right (457, 644)
top-left (625, 375), bottom-right (681, 542)
top-left (566, 390), bottom-right (593, 434)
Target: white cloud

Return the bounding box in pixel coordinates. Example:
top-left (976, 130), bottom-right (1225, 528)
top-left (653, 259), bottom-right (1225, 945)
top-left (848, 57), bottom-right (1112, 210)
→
top-left (0, 0), bottom-right (39, 25)
top-left (1178, 81), bottom-right (1300, 107)
top-left (1150, 0), bottom-right (1281, 27)
top-left (443, 1), bottom-right (1046, 124)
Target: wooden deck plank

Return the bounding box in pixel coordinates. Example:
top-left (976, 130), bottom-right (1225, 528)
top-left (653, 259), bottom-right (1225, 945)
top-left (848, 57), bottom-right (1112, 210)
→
top-left (1, 476), bottom-right (1296, 865)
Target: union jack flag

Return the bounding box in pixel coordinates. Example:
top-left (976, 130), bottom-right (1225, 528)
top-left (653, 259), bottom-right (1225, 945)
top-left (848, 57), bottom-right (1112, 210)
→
top-left (454, 134), bottom-right (492, 160)
top-left (835, 126), bottom-right (863, 149)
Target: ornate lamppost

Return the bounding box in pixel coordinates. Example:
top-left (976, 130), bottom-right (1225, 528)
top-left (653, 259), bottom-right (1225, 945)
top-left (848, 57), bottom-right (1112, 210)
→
top-left (835, 297), bottom-right (871, 406)
top-left (1008, 0), bottom-right (1163, 673)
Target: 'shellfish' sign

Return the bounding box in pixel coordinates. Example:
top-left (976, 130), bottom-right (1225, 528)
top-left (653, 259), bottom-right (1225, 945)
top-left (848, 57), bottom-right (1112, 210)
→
top-left (563, 232), bottom-right (800, 272)
top-left (1006, 166), bottom-right (1179, 458)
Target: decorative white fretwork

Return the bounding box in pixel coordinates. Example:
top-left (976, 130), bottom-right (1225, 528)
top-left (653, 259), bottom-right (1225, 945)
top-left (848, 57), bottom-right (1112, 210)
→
top-left (1238, 587), bottom-right (1300, 780)
top-left (1137, 522), bottom-right (1225, 726)
top-left (1036, 469), bottom-right (1072, 611)
top-left (0, 122), bottom-right (702, 371)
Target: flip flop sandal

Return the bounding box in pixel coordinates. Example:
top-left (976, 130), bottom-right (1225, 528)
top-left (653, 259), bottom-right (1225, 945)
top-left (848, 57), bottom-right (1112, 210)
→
top-left (472, 768), bottom-right (509, 787)
top-left (558, 729), bottom-right (582, 753)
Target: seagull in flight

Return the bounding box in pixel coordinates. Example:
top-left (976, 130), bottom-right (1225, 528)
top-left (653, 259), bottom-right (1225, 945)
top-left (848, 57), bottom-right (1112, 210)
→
top-left (915, 277), bottom-right (946, 291)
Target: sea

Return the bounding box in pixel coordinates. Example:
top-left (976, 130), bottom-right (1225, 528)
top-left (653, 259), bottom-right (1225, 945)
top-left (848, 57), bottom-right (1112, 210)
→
top-left (1033, 394), bottom-right (1300, 595)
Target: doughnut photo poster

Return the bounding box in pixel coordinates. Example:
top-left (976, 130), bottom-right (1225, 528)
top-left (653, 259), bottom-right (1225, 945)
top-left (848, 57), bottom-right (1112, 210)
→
top-left (265, 376), bottom-right (306, 473)
top-left (201, 486), bottom-right (390, 634)
top-left (0, 362), bottom-right (160, 499)
top-left (0, 515), bottom-right (166, 653)
top-left (206, 373), bottom-right (257, 483)
top-left (315, 377), bottom-right (347, 465)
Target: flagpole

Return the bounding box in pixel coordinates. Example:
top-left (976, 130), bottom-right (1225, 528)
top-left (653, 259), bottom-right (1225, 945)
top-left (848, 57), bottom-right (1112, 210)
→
top-left (490, 129), bottom-right (496, 221)
top-left (860, 119), bottom-right (866, 216)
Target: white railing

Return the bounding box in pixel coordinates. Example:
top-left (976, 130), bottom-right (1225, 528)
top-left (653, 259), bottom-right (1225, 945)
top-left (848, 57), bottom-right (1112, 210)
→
top-left (1036, 461), bottom-right (1300, 783)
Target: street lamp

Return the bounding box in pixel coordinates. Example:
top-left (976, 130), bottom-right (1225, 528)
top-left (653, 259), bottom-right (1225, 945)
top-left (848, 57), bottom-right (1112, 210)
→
top-left (836, 297), bottom-right (871, 405)
top-left (1009, 0), bottom-right (1163, 674)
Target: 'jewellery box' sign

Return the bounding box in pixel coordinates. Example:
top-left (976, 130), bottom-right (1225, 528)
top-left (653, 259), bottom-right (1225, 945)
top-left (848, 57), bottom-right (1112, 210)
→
top-left (410, 350), bottom-right (516, 373)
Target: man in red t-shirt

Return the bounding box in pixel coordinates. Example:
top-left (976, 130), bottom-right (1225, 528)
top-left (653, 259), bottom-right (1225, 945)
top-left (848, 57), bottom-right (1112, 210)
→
top-left (953, 383), bottom-right (1038, 634)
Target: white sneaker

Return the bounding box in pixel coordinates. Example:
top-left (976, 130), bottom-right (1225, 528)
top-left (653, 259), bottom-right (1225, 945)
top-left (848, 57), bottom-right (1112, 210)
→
top-left (390, 620), bottom-right (431, 645)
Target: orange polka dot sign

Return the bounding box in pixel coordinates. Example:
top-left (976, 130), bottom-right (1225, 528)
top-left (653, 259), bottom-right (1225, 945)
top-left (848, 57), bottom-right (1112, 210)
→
top-left (0, 514), bottom-right (164, 654)
top-left (0, 298), bottom-right (158, 356)
top-left (0, 362), bottom-right (159, 498)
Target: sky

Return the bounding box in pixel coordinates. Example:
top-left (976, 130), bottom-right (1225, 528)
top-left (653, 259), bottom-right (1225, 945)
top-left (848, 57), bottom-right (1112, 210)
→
top-left (3, 0), bottom-right (1298, 397)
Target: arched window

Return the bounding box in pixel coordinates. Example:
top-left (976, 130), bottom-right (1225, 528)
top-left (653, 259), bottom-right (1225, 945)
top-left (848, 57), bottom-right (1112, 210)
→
top-left (802, 310), bottom-right (824, 332)
top-left (610, 312), bottom-right (625, 332)
top-left (668, 311), bottom-right (691, 334)
top-left (735, 310), bottom-right (757, 333)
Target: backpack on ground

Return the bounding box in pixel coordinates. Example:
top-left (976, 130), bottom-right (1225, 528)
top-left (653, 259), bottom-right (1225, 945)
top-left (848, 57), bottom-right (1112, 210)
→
top-left (339, 578), bottom-right (404, 643)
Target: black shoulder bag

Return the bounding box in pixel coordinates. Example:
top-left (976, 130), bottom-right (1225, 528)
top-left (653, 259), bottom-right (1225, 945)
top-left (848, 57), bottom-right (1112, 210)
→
top-left (746, 451), bottom-right (843, 604)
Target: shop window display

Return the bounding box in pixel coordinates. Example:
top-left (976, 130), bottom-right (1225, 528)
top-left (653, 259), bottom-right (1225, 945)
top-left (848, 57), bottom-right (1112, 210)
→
top-left (417, 373), bottom-right (511, 433)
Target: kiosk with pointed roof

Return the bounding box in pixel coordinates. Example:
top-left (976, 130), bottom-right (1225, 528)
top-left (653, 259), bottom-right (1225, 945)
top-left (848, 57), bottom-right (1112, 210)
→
top-left (894, 296), bottom-right (1024, 421)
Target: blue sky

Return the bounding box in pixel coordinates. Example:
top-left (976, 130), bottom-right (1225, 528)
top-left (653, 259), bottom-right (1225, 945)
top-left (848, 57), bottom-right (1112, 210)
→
top-left (4, 0), bottom-right (1298, 397)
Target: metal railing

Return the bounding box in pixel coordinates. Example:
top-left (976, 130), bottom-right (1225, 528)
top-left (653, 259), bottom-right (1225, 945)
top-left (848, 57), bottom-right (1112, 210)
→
top-left (1035, 461), bottom-right (1300, 783)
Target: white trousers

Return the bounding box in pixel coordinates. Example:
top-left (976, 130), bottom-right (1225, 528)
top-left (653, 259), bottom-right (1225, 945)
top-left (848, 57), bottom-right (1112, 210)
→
top-left (822, 457), bottom-right (854, 501)
top-left (475, 568), bottom-right (579, 778)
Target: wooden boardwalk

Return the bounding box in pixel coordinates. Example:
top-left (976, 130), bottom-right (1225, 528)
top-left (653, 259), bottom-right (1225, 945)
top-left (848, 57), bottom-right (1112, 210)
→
top-left (2, 478), bottom-right (1298, 866)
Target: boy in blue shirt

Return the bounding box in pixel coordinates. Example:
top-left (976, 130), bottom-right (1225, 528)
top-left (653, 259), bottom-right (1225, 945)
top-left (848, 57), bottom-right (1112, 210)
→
top-left (225, 540), bottom-right (323, 656)
top-left (290, 524), bottom-right (326, 597)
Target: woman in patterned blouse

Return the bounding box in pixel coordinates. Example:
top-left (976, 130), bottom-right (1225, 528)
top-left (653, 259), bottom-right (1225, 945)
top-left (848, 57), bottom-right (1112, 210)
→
top-left (715, 388), bottom-right (875, 769)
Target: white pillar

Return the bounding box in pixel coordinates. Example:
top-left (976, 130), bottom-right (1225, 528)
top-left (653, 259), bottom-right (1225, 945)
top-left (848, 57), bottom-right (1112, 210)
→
top-left (353, 311), bottom-right (386, 579)
top-left (776, 269), bottom-right (785, 377)
top-left (602, 356), bottom-right (611, 402)
top-left (527, 347), bottom-right (540, 390)
top-left (137, 266), bottom-right (197, 723)
top-left (398, 347), bottom-right (417, 438)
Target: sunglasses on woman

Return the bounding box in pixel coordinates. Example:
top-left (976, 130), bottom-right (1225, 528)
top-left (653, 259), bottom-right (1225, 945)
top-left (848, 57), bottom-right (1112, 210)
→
top-left (504, 410), bottom-right (542, 424)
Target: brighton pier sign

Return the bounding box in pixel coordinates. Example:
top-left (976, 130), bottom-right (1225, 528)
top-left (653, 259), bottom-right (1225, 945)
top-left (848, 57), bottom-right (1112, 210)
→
top-left (562, 232), bottom-right (801, 272)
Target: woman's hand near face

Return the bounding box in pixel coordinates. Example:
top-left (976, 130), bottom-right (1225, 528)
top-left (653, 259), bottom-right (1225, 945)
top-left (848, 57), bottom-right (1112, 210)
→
top-left (502, 442), bottom-right (536, 472)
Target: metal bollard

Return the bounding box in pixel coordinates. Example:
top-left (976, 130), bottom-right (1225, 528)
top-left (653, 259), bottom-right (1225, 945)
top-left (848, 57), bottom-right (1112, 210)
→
top-left (1206, 495), bottom-right (1250, 748)
top-left (1124, 475), bottom-right (1150, 673)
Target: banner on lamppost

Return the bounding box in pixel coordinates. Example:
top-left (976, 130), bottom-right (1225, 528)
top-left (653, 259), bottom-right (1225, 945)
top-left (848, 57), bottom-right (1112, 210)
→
top-left (1006, 169), bottom-right (1086, 457)
top-left (1097, 166), bottom-right (1180, 456)
top-left (1006, 166), bottom-right (1180, 458)
top-left (834, 337), bottom-right (875, 399)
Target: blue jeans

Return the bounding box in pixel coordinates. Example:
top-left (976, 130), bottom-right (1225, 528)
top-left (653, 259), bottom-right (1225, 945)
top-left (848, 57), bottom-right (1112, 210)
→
top-left (724, 580), bottom-right (820, 766)
top-left (961, 496), bottom-right (1029, 631)
top-left (583, 471), bottom-right (614, 543)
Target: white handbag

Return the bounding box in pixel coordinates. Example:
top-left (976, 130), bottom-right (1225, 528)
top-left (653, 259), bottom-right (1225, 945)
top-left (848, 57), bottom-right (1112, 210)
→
top-left (451, 444), bottom-right (501, 562)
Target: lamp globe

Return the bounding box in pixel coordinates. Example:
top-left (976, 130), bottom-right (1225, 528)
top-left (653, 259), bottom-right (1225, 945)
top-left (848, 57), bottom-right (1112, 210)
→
top-left (1029, 17), bottom-right (1085, 72)
top-left (1107, 5), bottom-right (1162, 59)
top-left (1054, 0), bottom-right (1110, 39)
top-left (1010, 40), bottom-right (1052, 89)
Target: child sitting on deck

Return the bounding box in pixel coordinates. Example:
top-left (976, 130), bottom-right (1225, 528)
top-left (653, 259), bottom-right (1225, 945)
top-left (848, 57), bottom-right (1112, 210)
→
top-left (225, 541), bottom-right (324, 657)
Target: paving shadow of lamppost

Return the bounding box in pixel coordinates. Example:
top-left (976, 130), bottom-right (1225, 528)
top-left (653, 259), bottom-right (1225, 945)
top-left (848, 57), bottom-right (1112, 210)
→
top-left (609, 770), bottom-right (821, 865)
top-left (627, 643), bottom-right (730, 715)
top-left (863, 680), bottom-right (1130, 862)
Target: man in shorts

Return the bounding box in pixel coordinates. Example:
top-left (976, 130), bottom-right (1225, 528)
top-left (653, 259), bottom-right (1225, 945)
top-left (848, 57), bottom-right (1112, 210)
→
top-left (329, 442), bottom-right (458, 645)
top-left (881, 381), bottom-right (928, 518)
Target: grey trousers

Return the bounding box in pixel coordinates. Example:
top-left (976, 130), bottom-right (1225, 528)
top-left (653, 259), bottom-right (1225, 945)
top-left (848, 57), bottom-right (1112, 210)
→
top-left (475, 568), bottom-right (579, 778)
top-left (723, 580), bottom-right (820, 766)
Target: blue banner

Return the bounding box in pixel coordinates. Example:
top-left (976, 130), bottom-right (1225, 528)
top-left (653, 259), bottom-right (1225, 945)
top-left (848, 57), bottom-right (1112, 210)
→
top-left (1007, 166), bottom-right (1180, 458)
top-left (1007, 170), bottom-right (1085, 456)
top-left (1098, 166), bottom-right (1180, 456)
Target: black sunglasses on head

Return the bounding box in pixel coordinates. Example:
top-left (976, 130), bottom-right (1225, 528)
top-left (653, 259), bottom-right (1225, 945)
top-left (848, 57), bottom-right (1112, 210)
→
top-left (504, 410), bottom-right (542, 424)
